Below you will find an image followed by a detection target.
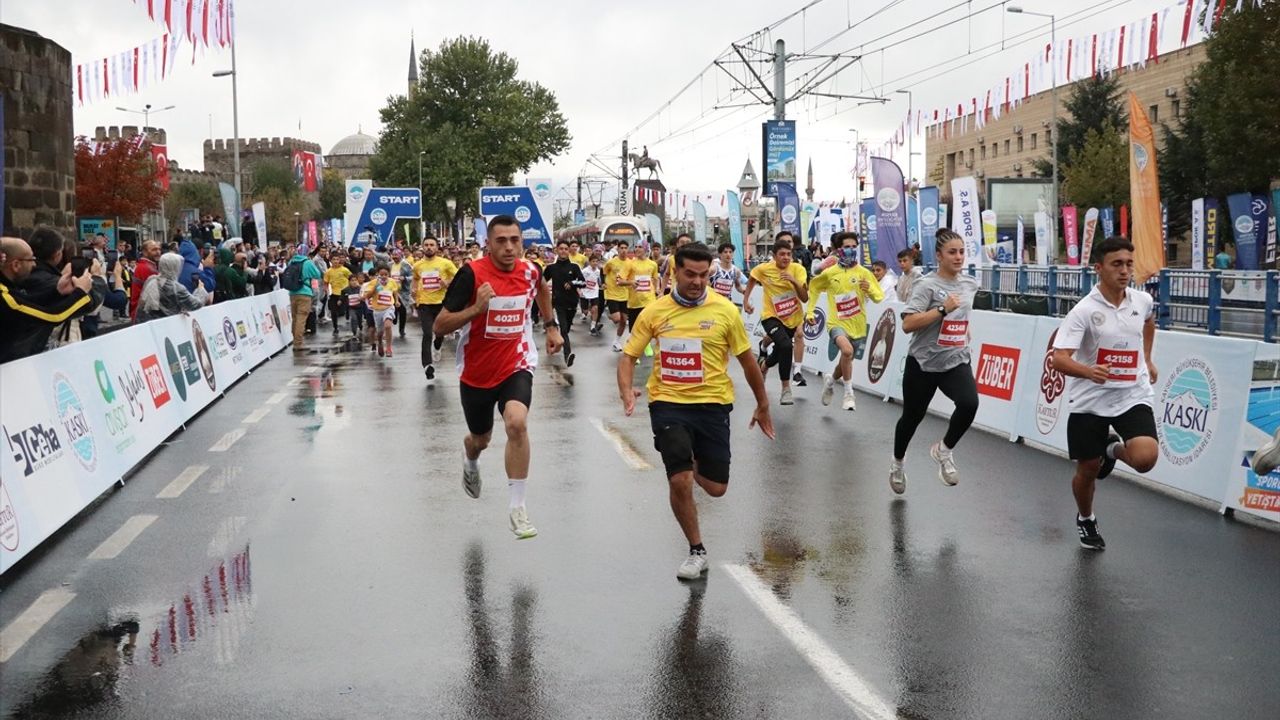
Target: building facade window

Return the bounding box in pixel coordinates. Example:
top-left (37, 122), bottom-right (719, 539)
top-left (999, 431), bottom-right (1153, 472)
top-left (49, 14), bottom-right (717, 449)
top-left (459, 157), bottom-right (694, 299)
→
top-left (992, 143), bottom-right (998, 159)
top-left (1172, 99), bottom-right (1181, 117)
top-left (1031, 133), bottom-right (1037, 149)
top-left (981, 145), bottom-right (987, 161)
top-left (1004, 139), bottom-right (1011, 155)
top-left (969, 148), bottom-right (975, 166)
top-left (1017, 136), bottom-right (1024, 153)
top-left (1149, 104), bottom-right (1159, 122)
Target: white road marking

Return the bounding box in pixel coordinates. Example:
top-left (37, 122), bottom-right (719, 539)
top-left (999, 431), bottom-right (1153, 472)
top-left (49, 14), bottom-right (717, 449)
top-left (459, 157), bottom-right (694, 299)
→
top-left (264, 392), bottom-right (287, 405)
top-left (241, 406), bottom-right (272, 424)
top-left (156, 465), bottom-right (209, 499)
top-left (207, 516), bottom-right (248, 557)
top-left (722, 564), bottom-right (897, 720)
top-left (590, 417), bottom-right (651, 470)
top-left (208, 427), bottom-right (247, 452)
top-left (0, 588), bottom-right (76, 663)
top-left (87, 515), bottom-right (158, 560)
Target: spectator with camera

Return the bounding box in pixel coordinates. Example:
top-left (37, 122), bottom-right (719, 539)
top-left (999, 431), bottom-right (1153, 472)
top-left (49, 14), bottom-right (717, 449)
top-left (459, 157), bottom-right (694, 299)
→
top-left (0, 235), bottom-right (96, 363)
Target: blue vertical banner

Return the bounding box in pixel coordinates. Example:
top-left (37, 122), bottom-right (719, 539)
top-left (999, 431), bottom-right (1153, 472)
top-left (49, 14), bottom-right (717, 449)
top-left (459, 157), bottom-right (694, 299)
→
top-left (777, 183), bottom-right (801, 236)
top-left (1100, 207), bottom-right (1115, 238)
top-left (1272, 188), bottom-right (1280, 266)
top-left (573, 209), bottom-right (586, 225)
top-left (692, 201), bottom-right (708, 245)
top-left (726, 191), bottom-right (744, 267)
top-left (762, 120), bottom-right (797, 195)
top-left (918, 186), bottom-right (940, 266)
top-left (1227, 192), bottom-right (1259, 269)
top-left (870, 157), bottom-right (908, 266)
top-left (906, 195), bottom-right (920, 252)
top-left (860, 198), bottom-right (878, 267)
top-left (1252, 194), bottom-right (1274, 267)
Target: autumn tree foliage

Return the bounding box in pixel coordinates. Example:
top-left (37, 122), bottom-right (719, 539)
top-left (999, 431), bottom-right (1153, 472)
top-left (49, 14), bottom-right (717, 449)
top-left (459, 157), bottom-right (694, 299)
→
top-left (73, 136), bottom-right (167, 222)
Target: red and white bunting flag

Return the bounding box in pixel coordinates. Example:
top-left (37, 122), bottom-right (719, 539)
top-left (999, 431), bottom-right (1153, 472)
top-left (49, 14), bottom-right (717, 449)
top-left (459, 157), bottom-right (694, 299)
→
top-left (185, 0), bottom-right (195, 43)
top-left (76, 64), bottom-right (83, 105)
top-left (1181, 0), bottom-right (1194, 46)
top-left (1148, 12), bottom-right (1159, 64)
top-left (200, 0), bottom-right (210, 46)
top-left (1117, 25), bottom-right (1126, 71)
top-left (133, 46), bottom-right (140, 92)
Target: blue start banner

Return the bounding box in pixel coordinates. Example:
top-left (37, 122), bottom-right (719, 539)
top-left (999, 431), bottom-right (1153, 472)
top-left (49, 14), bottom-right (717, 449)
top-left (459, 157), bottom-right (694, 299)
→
top-left (478, 186), bottom-right (554, 247)
top-left (762, 120), bottom-right (797, 194)
top-left (346, 187), bottom-right (421, 249)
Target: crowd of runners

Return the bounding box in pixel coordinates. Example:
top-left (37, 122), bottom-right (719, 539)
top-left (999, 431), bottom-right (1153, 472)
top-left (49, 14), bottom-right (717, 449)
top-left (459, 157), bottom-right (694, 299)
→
top-left (313, 215), bottom-right (1280, 581)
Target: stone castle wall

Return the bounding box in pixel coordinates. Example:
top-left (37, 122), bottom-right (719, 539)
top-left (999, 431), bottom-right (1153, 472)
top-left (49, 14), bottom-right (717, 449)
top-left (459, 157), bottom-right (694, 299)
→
top-left (203, 136), bottom-right (321, 182)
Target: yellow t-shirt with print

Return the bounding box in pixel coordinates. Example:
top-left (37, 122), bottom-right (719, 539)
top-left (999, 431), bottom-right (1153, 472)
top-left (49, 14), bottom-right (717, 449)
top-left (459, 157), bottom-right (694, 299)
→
top-left (570, 252), bottom-right (588, 267)
top-left (411, 256), bottom-right (457, 305)
top-left (804, 264), bottom-right (883, 339)
top-left (324, 265), bottom-right (352, 295)
top-left (749, 261), bottom-right (808, 328)
top-left (603, 256), bottom-right (630, 301)
top-left (623, 292), bottom-right (751, 405)
top-left (363, 279), bottom-right (400, 311)
top-left (625, 258), bottom-right (660, 309)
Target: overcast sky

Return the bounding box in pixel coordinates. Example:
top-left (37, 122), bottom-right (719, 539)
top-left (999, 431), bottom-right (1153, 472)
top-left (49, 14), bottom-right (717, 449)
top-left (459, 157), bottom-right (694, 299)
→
top-left (7, 0), bottom-right (1178, 214)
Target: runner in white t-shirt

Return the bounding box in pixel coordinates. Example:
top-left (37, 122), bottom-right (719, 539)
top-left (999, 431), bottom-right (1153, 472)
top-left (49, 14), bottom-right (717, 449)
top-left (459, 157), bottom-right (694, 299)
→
top-left (710, 242), bottom-right (747, 303)
top-left (1052, 236), bottom-right (1159, 551)
top-left (581, 254), bottom-right (604, 335)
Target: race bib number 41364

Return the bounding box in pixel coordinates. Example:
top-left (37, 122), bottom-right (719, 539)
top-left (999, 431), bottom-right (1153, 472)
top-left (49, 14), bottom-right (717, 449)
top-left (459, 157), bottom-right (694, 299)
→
top-left (659, 337), bottom-right (704, 384)
top-left (485, 296), bottom-right (527, 339)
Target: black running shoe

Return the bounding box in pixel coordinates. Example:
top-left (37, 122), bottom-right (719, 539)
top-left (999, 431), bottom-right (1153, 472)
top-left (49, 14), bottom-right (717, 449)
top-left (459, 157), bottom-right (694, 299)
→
top-left (757, 339), bottom-right (769, 371)
top-left (566, 353), bottom-right (576, 368)
top-left (792, 372), bottom-right (807, 387)
top-left (425, 365), bottom-right (436, 380)
top-left (1076, 516), bottom-right (1106, 551)
top-left (1097, 433), bottom-right (1122, 479)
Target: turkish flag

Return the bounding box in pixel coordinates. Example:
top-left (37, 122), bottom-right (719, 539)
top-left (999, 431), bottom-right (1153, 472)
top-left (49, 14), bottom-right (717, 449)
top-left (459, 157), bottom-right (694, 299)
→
top-left (303, 152), bottom-right (318, 193)
top-left (152, 144), bottom-right (170, 191)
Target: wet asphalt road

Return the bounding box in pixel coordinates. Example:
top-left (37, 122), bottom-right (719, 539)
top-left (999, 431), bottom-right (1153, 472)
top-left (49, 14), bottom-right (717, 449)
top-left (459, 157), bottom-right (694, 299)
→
top-left (2, 316), bottom-right (1279, 720)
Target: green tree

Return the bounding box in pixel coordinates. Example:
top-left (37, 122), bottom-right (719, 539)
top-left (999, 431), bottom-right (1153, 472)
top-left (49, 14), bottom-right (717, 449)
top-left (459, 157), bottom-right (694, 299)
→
top-left (251, 160), bottom-right (299, 198)
top-left (370, 36), bottom-right (571, 225)
top-left (1032, 73), bottom-right (1126, 180)
top-left (1160, 1), bottom-right (1280, 239)
top-left (251, 187), bottom-right (308, 245)
top-left (1060, 126), bottom-right (1129, 210)
top-left (314, 168), bottom-right (345, 221)
top-left (164, 182), bottom-right (223, 233)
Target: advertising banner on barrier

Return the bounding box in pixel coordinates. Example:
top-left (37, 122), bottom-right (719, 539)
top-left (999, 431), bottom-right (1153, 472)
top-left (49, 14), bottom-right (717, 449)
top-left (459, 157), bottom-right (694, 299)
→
top-left (1222, 341), bottom-right (1280, 522)
top-left (918, 186), bottom-right (940, 266)
top-left (1, 291), bottom-right (291, 573)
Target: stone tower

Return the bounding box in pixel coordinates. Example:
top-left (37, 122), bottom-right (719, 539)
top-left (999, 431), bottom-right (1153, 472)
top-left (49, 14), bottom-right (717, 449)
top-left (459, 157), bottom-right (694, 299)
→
top-left (805, 158), bottom-right (815, 201)
top-left (407, 33), bottom-right (418, 98)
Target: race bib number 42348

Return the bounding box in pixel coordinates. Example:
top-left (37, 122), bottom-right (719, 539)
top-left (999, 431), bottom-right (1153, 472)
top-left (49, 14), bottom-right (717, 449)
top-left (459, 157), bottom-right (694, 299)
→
top-left (938, 319), bottom-right (968, 347)
top-left (485, 296), bottom-right (527, 339)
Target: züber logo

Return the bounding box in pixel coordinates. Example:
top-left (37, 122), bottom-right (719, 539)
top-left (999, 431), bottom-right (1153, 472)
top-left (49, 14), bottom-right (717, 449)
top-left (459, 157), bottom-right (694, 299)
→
top-left (1036, 330), bottom-right (1067, 434)
top-left (975, 344), bottom-right (1020, 401)
top-left (140, 354), bottom-right (171, 408)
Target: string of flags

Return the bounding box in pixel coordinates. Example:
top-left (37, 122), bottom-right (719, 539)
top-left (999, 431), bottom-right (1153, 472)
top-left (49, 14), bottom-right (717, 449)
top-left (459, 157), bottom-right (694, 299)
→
top-left (866, 0), bottom-right (1261, 163)
top-left (72, 0), bottom-right (235, 106)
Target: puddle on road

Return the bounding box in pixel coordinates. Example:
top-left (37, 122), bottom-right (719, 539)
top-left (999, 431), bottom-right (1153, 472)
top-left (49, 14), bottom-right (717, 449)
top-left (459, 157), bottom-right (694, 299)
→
top-left (7, 547), bottom-right (254, 718)
top-left (287, 360), bottom-right (352, 438)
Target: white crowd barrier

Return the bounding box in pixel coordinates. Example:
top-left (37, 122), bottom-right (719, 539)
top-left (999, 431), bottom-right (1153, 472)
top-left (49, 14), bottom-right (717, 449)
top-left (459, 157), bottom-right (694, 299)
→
top-left (1, 291), bottom-right (294, 574)
top-left (744, 285), bottom-right (1280, 526)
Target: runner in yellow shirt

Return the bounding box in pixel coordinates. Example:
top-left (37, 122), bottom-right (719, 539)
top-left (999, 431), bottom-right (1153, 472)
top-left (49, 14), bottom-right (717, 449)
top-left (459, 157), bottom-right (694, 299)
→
top-left (617, 241), bottom-right (773, 581)
top-left (603, 242), bottom-right (632, 351)
top-left (623, 244), bottom-right (660, 331)
top-left (662, 233), bottom-right (693, 295)
top-left (411, 236), bottom-right (458, 380)
top-left (804, 231), bottom-right (883, 411)
top-left (361, 264), bottom-right (401, 359)
top-left (568, 240), bottom-right (589, 268)
top-left (323, 259), bottom-right (353, 338)
top-left (743, 238), bottom-right (809, 405)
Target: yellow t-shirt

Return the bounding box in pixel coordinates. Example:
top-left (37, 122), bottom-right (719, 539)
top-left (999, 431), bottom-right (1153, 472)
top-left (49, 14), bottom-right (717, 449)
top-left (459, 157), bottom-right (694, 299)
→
top-left (804, 264), bottom-right (884, 339)
top-left (749, 261), bottom-right (808, 328)
top-left (323, 265), bottom-right (352, 295)
top-left (411, 256), bottom-right (458, 305)
top-left (625, 258), bottom-right (660, 309)
top-left (363, 279), bottom-right (400, 311)
top-left (624, 293), bottom-right (751, 405)
top-left (603, 256), bottom-right (630, 301)
top-left (570, 252), bottom-right (588, 267)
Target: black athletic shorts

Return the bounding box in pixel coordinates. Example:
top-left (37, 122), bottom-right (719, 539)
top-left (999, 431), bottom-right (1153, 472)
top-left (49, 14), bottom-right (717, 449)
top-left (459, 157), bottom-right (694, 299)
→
top-left (606, 299), bottom-right (628, 316)
top-left (1066, 404), bottom-right (1157, 460)
top-left (649, 401), bottom-right (733, 484)
top-left (459, 370), bottom-right (534, 437)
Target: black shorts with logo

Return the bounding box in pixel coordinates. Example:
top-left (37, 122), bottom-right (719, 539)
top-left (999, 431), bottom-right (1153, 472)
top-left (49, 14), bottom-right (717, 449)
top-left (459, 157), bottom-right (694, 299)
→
top-left (1066, 403), bottom-right (1157, 460)
top-left (649, 401), bottom-right (733, 484)
top-left (459, 370), bottom-right (534, 437)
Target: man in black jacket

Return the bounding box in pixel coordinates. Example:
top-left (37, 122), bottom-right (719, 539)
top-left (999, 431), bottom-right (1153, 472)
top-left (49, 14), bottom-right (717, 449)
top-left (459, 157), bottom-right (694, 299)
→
top-left (1, 236), bottom-right (95, 363)
top-left (542, 239), bottom-right (585, 367)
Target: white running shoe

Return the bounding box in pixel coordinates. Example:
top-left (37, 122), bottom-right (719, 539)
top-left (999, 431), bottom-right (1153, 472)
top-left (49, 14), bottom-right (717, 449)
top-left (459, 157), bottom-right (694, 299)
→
top-left (842, 391), bottom-right (857, 412)
top-left (889, 460), bottom-right (907, 495)
top-left (509, 507), bottom-right (538, 539)
top-left (611, 339), bottom-right (623, 352)
top-left (676, 552), bottom-right (709, 580)
top-left (930, 442), bottom-right (960, 486)
top-left (779, 386), bottom-right (794, 405)
top-left (821, 376), bottom-right (835, 406)
top-left (1251, 426), bottom-right (1280, 475)
top-left (462, 453), bottom-right (482, 499)
top-left (432, 346), bottom-right (442, 364)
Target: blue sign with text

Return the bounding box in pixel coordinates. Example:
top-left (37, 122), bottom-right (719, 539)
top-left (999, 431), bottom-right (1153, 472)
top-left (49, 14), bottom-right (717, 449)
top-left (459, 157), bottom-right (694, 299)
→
top-left (349, 188), bottom-right (421, 249)
top-left (478, 186), bottom-right (554, 247)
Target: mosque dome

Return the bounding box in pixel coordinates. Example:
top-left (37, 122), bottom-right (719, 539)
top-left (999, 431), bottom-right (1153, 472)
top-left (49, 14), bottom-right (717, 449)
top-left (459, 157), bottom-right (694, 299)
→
top-left (329, 131), bottom-right (376, 157)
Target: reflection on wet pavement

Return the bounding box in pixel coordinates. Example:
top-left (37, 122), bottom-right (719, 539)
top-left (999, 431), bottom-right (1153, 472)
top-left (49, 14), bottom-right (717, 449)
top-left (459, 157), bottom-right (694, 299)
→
top-left (5, 621), bottom-right (139, 719)
top-left (646, 583), bottom-right (739, 719)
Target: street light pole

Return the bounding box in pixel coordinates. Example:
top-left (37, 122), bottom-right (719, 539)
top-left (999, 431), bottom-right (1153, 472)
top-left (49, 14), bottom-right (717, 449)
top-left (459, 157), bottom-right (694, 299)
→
top-left (1008, 7), bottom-right (1058, 238)
top-left (116, 103), bottom-right (177, 241)
top-left (418, 151), bottom-right (426, 241)
top-left (213, 8), bottom-right (241, 231)
top-left (896, 89), bottom-right (913, 183)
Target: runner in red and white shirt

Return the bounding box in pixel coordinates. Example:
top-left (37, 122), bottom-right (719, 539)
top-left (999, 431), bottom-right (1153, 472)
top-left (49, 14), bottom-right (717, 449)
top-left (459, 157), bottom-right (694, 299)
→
top-left (580, 254), bottom-right (604, 335)
top-left (1052, 236), bottom-right (1159, 551)
top-left (434, 215), bottom-right (563, 540)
